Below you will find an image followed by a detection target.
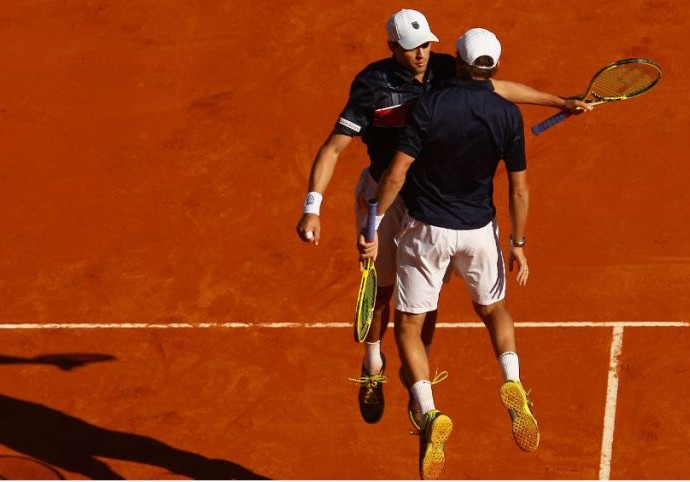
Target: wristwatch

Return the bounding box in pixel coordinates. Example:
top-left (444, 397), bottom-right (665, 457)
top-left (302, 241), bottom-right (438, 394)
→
top-left (509, 235), bottom-right (526, 248)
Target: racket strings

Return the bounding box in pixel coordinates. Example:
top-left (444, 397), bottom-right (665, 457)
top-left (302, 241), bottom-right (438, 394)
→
top-left (590, 63), bottom-right (661, 100)
top-left (363, 276), bottom-right (376, 303)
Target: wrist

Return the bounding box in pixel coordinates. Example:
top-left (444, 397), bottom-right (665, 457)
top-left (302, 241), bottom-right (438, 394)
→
top-left (303, 191), bottom-right (323, 215)
top-left (509, 235), bottom-right (526, 248)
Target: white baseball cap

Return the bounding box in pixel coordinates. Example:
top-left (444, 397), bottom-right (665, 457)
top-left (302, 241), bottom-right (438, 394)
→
top-left (456, 28), bottom-right (502, 68)
top-left (386, 9), bottom-right (439, 50)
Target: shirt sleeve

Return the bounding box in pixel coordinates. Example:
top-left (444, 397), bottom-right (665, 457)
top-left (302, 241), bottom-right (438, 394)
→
top-left (334, 74), bottom-right (374, 137)
top-left (503, 105), bottom-right (527, 172)
top-left (397, 93), bottom-right (432, 159)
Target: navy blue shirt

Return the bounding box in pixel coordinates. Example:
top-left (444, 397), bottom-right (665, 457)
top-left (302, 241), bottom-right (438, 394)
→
top-left (334, 53), bottom-right (456, 181)
top-left (398, 78), bottom-right (526, 230)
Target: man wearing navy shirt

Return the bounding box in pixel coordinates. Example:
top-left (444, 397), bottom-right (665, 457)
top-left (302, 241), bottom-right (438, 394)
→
top-left (363, 28), bottom-right (540, 479)
top-left (297, 8), bottom-right (588, 431)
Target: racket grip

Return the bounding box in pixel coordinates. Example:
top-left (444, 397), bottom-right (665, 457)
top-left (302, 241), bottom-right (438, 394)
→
top-left (531, 111), bottom-right (573, 135)
top-left (365, 199), bottom-right (378, 242)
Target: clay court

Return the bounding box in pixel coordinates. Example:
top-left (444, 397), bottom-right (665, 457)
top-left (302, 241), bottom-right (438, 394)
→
top-left (1, 0), bottom-right (689, 479)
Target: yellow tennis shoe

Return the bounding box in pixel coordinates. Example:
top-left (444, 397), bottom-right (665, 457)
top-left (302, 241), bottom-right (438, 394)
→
top-left (500, 380), bottom-right (540, 452)
top-left (399, 368), bottom-right (449, 431)
top-left (419, 409), bottom-right (453, 480)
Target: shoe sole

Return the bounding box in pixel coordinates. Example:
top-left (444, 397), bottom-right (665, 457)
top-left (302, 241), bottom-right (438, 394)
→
top-left (500, 381), bottom-right (540, 452)
top-left (421, 414), bottom-right (453, 480)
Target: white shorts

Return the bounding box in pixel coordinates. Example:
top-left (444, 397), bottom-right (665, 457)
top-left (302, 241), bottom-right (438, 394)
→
top-left (354, 168), bottom-right (406, 287)
top-left (395, 215), bottom-right (506, 313)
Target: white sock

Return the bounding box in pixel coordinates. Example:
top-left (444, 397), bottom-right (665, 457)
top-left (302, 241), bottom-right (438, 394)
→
top-left (499, 351), bottom-right (520, 382)
top-left (364, 341), bottom-right (383, 374)
top-left (411, 380), bottom-right (435, 416)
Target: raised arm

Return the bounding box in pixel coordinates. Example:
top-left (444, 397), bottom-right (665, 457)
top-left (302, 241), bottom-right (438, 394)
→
top-left (296, 131), bottom-right (353, 245)
top-left (492, 79), bottom-right (592, 113)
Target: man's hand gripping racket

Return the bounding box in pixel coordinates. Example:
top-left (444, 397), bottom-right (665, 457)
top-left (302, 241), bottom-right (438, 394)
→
top-left (354, 200), bottom-right (378, 343)
top-left (532, 58), bottom-right (662, 135)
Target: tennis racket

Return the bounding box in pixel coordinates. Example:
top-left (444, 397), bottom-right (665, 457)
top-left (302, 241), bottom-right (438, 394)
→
top-left (531, 58), bottom-right (662, 135)
top-left (354, 199), bottom-right (378, 343)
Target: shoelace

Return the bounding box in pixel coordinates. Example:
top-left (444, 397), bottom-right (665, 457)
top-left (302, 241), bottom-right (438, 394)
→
top-left (430, 368), bottom-right (449, 385)
top-left (348, 373), bottom-right (388, 404)
top-left (525, 388), bottom-right (535, 412)
top-left (347, 373), bottom-right (388, 385)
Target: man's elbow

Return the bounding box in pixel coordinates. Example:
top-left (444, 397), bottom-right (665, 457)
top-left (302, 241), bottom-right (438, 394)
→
top-left (511, 186), bottom-right (529, 203)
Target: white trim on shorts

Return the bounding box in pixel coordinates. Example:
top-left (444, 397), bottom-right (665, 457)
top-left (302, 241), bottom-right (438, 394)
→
top-left (395, 215), bottom-right (506, 314)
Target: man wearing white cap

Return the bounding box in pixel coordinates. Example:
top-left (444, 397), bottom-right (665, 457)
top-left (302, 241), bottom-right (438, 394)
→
top-left (297, 9), bottom-right (587, 430)
top-left (360, 27), bottom-right (541, 478)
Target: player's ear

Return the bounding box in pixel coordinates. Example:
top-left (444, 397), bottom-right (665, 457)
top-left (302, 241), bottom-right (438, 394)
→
top-left (387, 41), bottom-right (398, 54)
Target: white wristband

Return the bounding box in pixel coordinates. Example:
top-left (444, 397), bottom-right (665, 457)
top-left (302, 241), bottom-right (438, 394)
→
top-left (303, 191), bottom-right (323, 215)
top-left (374, 214), bottom-right (384, 230)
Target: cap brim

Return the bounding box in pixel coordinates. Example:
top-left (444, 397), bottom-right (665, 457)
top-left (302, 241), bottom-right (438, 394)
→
top-left (397, 32), bottom-right (439, 50)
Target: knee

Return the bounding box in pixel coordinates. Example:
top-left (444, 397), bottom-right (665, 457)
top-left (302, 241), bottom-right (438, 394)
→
top-left (394, 311), bottom-right (425, 335)
top-left (473, 300), bottom-right (508, 323)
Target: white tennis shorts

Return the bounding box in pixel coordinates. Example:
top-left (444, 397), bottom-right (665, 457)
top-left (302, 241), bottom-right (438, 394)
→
top-left (395, 215), bottom-right (507, 313)
top-left (354, 168), bottom-right (406, 287)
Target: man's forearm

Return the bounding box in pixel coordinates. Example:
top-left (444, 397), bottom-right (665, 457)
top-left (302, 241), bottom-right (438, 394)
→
top-left (509, 188), bottom-right (529, 240)
top-left (493, 80), bottom-right (569, 108)
top-left (375, 169), bottom-right (405, 216)
top-left (308, 148), bottom-right (338, 194)
top-left (375, 151), bottom-right (414, 216)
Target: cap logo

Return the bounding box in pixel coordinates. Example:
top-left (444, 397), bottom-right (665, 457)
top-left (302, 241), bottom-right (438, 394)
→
top-left (411, 21), bottom-right (419, 29)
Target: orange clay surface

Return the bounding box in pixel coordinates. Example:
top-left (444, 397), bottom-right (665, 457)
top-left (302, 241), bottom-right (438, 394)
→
top-left (1, 0), bottom-right (689, 479)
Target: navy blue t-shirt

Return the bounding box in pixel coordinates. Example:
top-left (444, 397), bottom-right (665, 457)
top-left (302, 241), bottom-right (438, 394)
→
top-left (333, 53), bottom-right (456, 182)
top-left (398, 78), bottom-right (526, 230)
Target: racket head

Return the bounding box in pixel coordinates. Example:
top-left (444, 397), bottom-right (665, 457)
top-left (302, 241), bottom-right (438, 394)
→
top-left (583, 58), bottom-right (662, 104)
top-left (354, 259), bottom-right (377, 343)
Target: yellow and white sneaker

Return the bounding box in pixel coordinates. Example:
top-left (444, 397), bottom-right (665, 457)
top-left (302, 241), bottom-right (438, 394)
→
top-left (400, 368), bottom-right (449, 431)
top-left (500, 380), bottom-right (540, 452)
top-left (419, 410), bottom-right (453, 480)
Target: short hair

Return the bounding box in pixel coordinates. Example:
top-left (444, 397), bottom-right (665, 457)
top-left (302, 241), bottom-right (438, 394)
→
top-left (456, 55), bottom-right (498, 80)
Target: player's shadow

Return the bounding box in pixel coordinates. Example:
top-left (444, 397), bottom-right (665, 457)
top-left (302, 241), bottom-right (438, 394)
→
top-left (0, 354), bottom-right (268, 480)
top-left (0, 393), bottom-right (268, 479)
top-left (0, 353), bottom-right (116, 371)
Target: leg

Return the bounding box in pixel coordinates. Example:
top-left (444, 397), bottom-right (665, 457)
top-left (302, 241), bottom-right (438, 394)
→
top-left (473, 300), bottom-right (539, 452)
top-left (362, 285), bottom-right (393, 373)
top-left (351, 285), bottom-right (392, 424)
top-left (394, 309), bottom-right (452, 480)
top-left (394, 310), bottom-right (429, 384)
top-left (351, 169), bottom-right (392, 423)
top-left (399, 308), bottom-right (445, 432)
top-left (370, 285), bottom-right (393, 341)
top-left (473, 299), bottom-right (516, 357)
top-left (421, 309), bottom-right (437, 350)
top-left (456, 220), bottom-right (538, 453)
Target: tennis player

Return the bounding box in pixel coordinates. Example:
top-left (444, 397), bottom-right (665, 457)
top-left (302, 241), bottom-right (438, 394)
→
top-left (361, 27), bottom-right (541, 479)
top-left (297, 8), bottom-right (588, 427)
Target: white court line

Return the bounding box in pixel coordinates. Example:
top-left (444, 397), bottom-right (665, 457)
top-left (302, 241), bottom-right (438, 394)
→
top-left (599, 326), bottom-right (625, 480)
top-left (0, 319), bottom-right (683, 479)
top-left (0, 320), bottom-right (686, 329)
